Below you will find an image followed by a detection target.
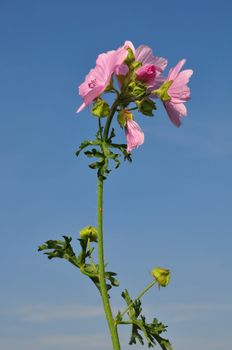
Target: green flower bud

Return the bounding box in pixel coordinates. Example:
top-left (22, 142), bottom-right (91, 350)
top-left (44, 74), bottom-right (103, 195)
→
top-left (124, 48), bottom-right (135, 66)
top-left (130, 61), bottom-right (142, 70)
top-left (152, 80), bottom-right (173, 102)
top-left (92, 98), bottom-right (110, 118)
top-left (152, 267), bottom-right (171, 287)
top-left (80, 226), bottom-right (98, 242)
top-left (117, 109), bottom-right (133, 128)
top-left (136, 98), bottom-right (156, 116)
top-left (128, 81), bottom-right (147, 100)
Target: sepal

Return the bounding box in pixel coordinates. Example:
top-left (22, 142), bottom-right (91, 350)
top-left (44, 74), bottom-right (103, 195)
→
top-left (136, 98), bottom-right (156, 116)
top-left (152, 80), bottom-right (173, 102)
top-left (92, 98), bottom-right (110, 118)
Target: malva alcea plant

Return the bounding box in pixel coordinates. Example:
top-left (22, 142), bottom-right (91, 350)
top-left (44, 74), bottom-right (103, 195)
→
top-left (38, 40), bottom-right (193, 350)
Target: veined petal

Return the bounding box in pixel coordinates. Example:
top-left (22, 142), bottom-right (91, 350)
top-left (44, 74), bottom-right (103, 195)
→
top-left (83, 85), bottom-right (104, 105)
top-left (168, 69), bottom-right (193, 103)
top-left (77, 42), bottom-right (128, 112)
top-left (135, 45), bottom-right (153, 65)
top-left (125, 119), bottom-right (144, 153)
top-left (164, 101), bottom-right (187, 127)
top-left (148, 75), bottom-right (167, 92)
top-left (170, 69), bottom-right (193, 89)
top-left (152, 56), bottom-right (168, 73)
top-left (169, 85), bottom-right (190, 103)
top-left (168, 59), bottom-right (186, 81)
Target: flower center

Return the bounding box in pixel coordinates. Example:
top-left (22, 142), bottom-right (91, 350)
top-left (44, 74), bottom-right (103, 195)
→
top-left (88, 79), bottom-right (97, 89)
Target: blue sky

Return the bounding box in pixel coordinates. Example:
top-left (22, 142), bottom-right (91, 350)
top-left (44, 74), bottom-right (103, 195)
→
top-left (0, 0), bottom-right (232, 349)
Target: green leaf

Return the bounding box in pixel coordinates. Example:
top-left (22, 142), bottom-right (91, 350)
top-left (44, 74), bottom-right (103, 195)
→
top-left (89, 162), bottom-right (101, 169)
top-left (75, 140), bottom-right (99, 157)
top-left (108, 128), bottom-right (116, 142)
top-left (84, 148), bottom-right (103, 158)
top-left (120, 289), bottom-right (173, 350)
top-left (38, 236), bottom-right (80, 268)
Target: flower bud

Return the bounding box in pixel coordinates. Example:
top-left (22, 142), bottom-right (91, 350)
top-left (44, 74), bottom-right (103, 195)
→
top-left (128, 81), bottom-right (147, 100)
top-left (136, 64), bottom-right (156, 84)
top-left (124, 47), bottom-right (135, 66)
top-left (151, 267), bottom-right (171, 287)
top-left (79, 226), bottom-right (98, 242)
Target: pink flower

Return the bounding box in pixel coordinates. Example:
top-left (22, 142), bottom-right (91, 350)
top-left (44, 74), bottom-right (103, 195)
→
top-left (125, 42), bottom-right (167, 88)
top-left (125, 119), bottom-right (144, 153)
top-left (164, 59), bottom-right (193, 127)
top-left (119, 42), bottom-right (168, 89)
top-left (77, 44), bottom-right (128, 113)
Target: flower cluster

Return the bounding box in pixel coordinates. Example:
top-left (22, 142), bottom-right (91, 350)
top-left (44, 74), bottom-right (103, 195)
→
top-left (77, 41), bottom-right (193, 153)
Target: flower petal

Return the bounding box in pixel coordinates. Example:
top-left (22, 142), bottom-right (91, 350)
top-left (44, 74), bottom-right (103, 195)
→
top-left (135, 45), bottom-right (153, 65)
top-left (76, 102), bottom-right (86, 113)
top-left (164, 101), bottom-right (187, 127)
top-left (168, 59), bottom-right (186, 81)
top-left (168, 69), bottom-right (193, 103)
top-left (135, 45), bottom-right (167, 72)
top-left (125, 119), bottom-right (144, 153)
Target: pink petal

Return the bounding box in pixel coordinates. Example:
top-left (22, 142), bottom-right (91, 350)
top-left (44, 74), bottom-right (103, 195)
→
top-left (115, 63), bottom-right (129, 76)
top-left (135, 45), bottom-right (167, 74)
top-left (168, 59), bottom-right (186, 81)
top-left (76, 102), bottom-right (86, 113)
top-left (135, 45), bottom-right (153, 65)
top-left (164, 101), bottom-right (187, 127)
top-left (77, 43), bottom-right (128, 112)
top-left (123, 40), bottom-right (135, 53)
top-left (148, 75), bottom-right (167, 92)
top-left (171, 69), bottom-right (193, 89)
top-left (169, 85), bottom-right (190, 104)
top-left (125, 119), bottom-right (144, 153)
top-left (83, 85), bottom-right (104, 106)
top-left (168, 69), bottom-right (193, 103)
top-left (152, 56), bottom-right (168, 73)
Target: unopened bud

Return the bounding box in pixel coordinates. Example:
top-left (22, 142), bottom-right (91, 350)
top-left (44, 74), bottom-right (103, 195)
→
top-left (80, 226), bottom-right (98, 242)
top-left (124, 48), bottom-right (135, 66)
top-left (152, 267), bottom-right (171, 287)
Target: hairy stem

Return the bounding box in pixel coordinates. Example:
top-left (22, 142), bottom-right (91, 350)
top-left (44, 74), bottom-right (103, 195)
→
top-left (97, 177), bottom-right (121, 350)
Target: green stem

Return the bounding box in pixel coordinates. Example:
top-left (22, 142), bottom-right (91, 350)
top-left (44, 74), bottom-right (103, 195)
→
top-left (120, 280), bottom-right (157, 319)
top-left (97, 177), bottom-right (121, 350)
top-left (103, 99), bottom-right (119, 141)
top-left (87, 239), bottom-right (95, 269)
